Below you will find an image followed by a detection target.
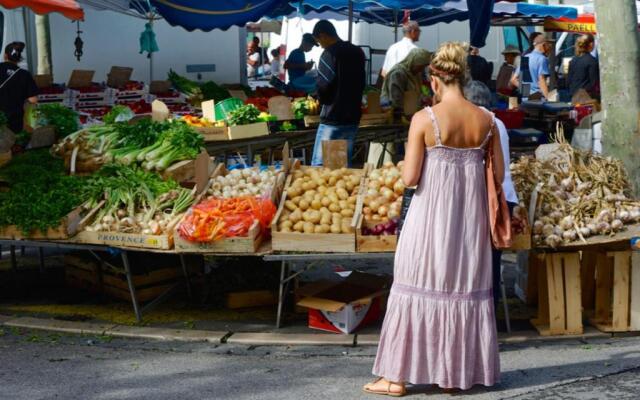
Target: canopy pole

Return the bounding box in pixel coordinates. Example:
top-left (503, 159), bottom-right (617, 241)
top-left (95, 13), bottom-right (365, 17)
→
top-left (348, 0), bottom-right (354, 42)
top-left (149, 15), bottom-right (154, 84)
top-left (393, 9), bottom-right (398, 41)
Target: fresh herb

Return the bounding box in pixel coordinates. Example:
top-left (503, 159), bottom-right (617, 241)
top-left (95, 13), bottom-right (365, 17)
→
top-left (0, 150), bottom-right (88, 234)
top-left (37, 104), bottom-right (80, 137)
top-left (227, 104), bottom-right (261, 126)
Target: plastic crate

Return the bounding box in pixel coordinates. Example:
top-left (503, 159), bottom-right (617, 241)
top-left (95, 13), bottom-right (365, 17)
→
top-left (494, 109), bottom-right (525, 129)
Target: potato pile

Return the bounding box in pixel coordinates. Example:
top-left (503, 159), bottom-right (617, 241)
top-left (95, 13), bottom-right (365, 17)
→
top-left (208, 167), bottom-right (278, 198)
top-left (511, 139), bottom-right (640, 248)
top-left (277, 167), bottom-right (362, 234)
top-left (362, 161), bottom-right (405, 226)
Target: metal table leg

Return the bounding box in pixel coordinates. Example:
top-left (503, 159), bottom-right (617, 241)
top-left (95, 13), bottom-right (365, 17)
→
top-left (10, 245), bottom-right (17, 272)
top-left (179, 254), bottom-right (193, 300)
top-left (20, 246), bottom-right (25, 256)
top-left (38, 247), bottom-right (45, 274)
top-left (276, 260), bottom-right (287, 329)
top-left (121, 251), bottom-right (142, 323)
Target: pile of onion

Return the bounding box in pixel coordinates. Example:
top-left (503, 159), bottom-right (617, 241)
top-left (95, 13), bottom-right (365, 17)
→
top-left (277, 167), bottom-right (362, 234)
top-left (209, 167), bottom-right (278, 199)
top-left (362, 161), bottom-right (405, 234)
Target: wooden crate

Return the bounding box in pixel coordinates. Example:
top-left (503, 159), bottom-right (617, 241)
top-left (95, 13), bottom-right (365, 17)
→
top-left (0, 206), bottom-right (83, 240)
top-left (225, 290), bottom-right (278, 309)
top-left (271, 166), bottom-right (366, 253)
top-left (196, 125), bottom-right (228, 142)
top-left (359, 111), bottom-right (392, 127)
top-left (355, 214), bottom-right (397, 253)
top-left (174, 220), bottom-right (263, 253)
top-left (530, 252), bottom-right (583, 336)
top-left (172, 162), bottom-right (286, 254)
top-left (227, 122), bottom-right (269, 140)
top-left (589, 250), bottom-right (640, 332)
top-left (64, 254), bottom-right (187, 303)
top-left (73, 230), bottom-right (174, 250)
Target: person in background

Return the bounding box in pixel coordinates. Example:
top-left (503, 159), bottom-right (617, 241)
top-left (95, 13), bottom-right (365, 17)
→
top-left (567, 34), bottom-right (599, 100)
top-left (467, 46), bottom-right (492, 87)
top-left (284, 33), bottom-right (317, 83)
top-left (523, 32), bottom-right (542, 57)
top-left (247, 40), bottom-right (261, 78)
top-left (366, 42), bottom-right (502, 396)
top-left (496, 45), bottom-right (520, 96)
top-left (0, 42), bottom-right (38, 133)
top-left (380, 21), bottom-right (421, 79)
top-left (270, 48), bottom-right (282, 78)
top-left (311, 20), bottom-right (365, 166)
top-left (463, 80), bottom-right (519, 311)
top-left (511, 35), bottom-right (551, 100)
top-left (381, 48), bottom-right (433, 120)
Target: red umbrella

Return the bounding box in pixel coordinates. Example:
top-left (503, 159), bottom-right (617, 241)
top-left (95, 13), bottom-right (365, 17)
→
top-left (0, 0), bottom-right (84, 20)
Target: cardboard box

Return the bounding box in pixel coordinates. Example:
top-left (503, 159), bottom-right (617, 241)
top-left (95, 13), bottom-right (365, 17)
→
top-left (107, 66), bottom-right (133, 88)
top-left (68, 70), bottom-right (95, 89)
top-left (296, 271), bottom-right (390, 334)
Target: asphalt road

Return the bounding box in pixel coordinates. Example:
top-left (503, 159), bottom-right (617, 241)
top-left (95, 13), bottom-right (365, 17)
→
top-left (1, 328), bottom-right (640, 400)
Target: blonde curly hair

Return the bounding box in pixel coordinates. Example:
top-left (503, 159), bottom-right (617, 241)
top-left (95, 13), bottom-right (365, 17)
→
top-left (429, 41), bottom-right (469, 86)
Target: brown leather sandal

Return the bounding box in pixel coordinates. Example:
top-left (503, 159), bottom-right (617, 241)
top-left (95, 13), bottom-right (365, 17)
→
top-left (363, 378), bottom-right (407, 397)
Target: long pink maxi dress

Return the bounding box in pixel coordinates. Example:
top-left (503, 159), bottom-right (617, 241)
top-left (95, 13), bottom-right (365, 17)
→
top-left (372, 107), bottom-right (500, 390)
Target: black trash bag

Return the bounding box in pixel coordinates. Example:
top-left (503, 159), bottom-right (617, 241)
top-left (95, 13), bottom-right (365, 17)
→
top-left (397, 187), bottom-right (416, 235)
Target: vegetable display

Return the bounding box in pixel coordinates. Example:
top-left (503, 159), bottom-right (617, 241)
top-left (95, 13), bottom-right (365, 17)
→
top-left (291, 97), bottom-right (320, 119)
top-left (276, 167), bottom-right (362, 234)
top-left (35, 104), bottom-right (80, 137)
top-left (177, 196), bottom-right (276, 242)
top-left (82, 164), bottom-right (195, 235)
top-left (362, 161), bottom-right (405, 235)
top-left (0, 150), bottom-right (87, 234)
top-left (511, 136), bottom-right (640, 248)
top-left (226, 104), bottom-right (261, 126)
top-left (168, 70), bottom-right (230, 103)
top-left (208, 167), bottom-right (278, 199)
top-left (52, 119), bottom-right (204, 172)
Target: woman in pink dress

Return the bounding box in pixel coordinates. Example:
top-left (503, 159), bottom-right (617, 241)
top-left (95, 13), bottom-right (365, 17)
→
top-left (364, 42), bottom-right (504, 396)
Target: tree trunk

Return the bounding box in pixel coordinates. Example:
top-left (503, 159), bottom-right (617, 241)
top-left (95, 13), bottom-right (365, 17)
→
top-left (35, 15), bottom-right (52, 75)
top-left (595, 0), bottom-right (640, 194)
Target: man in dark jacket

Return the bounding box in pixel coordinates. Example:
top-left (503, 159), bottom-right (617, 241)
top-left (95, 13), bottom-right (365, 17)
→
top-left (467, 46), bottom-right (492, 87)
top-left (311, 20), bottom-right (366, 166)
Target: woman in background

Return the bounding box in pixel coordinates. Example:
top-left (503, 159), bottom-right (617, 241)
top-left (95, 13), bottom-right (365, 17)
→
top-left (0, 42), bottom-right (38, 133)
top-left (567, 34), bottom-right (599, 100)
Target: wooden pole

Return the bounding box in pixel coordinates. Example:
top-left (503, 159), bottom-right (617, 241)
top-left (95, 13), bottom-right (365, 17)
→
top-left (595, 0), bottom-right (640, 194)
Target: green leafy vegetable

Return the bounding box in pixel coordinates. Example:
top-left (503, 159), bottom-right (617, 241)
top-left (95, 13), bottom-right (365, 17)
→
top-left (103, 105), bottom-right (134, 125)
top-left (0, 150), bottom-right (88, 234)
top-left (227, 104), bottom-right (261, 126)
top-left (37, 104), bottom-right (80, 137)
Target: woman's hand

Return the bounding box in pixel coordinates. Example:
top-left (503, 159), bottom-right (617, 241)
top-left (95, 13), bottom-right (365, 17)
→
top-left (401, 111), bottom-right (427, 187)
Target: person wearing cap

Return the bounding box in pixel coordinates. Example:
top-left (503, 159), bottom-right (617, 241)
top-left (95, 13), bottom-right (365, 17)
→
top-left (311, 20), bottom-right (365, 166)
top-left (496, 45), bottom-right (520, 96)
top-left (284, 33), bottom-right (317, 83)
top-left (380, 21), bottom-right (421, 79)
top-left (511, 35), bottom-right (551, 100)
top-left (0, 42), bottom-right (38, 133)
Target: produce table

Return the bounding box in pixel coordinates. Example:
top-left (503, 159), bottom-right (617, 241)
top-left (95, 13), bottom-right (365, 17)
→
top-left (205, 124), bottom-right (407, 167)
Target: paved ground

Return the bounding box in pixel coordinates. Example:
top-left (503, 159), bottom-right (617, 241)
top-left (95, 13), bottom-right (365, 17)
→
top-left (2, 328), bottom-right (640, 400)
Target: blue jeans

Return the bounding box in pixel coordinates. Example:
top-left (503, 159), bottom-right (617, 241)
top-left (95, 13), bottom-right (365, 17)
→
top-left (311, 124), bottom-right (358, 166)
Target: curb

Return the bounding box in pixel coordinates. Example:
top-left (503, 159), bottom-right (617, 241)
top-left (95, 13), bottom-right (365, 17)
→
top-left (0, 315), bottom-right (615, 347)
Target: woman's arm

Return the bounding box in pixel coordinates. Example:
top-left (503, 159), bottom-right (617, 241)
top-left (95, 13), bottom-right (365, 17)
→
top-left (401, 111), bottom-right (427, 187)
